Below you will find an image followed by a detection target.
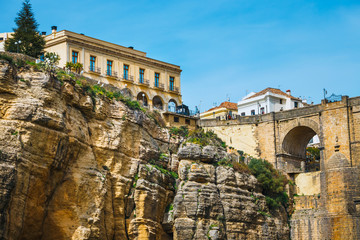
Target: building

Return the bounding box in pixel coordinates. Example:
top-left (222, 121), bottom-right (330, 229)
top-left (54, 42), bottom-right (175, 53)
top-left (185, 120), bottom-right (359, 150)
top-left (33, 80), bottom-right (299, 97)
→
top-left (238, 87), bottom-right (306, 116)
top-left (200, 101), bottom-right (238, 120)
top-left (43, 27), bottom-right (182, 111)
top-left (0, 32), bottom-right (13, 52)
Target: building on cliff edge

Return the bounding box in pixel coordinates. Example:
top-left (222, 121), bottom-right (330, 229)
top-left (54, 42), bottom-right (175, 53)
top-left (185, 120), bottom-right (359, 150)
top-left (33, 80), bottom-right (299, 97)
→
top-left (200, 101), bottom-right (238, 120)
top-left (43, 26), bottom-right (182, 113)
top-left (238, 87), bottom-right (309, 116)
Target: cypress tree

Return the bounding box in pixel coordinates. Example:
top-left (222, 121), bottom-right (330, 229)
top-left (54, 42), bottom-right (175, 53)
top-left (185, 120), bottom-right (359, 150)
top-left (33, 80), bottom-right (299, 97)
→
top-left (5, 0), bottom-right (45, 58)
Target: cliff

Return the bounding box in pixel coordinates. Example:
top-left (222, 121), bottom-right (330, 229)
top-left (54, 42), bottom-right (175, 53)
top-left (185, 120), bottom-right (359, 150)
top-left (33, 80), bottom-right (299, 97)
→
top-left (0, 59), bottom-right (289, 240)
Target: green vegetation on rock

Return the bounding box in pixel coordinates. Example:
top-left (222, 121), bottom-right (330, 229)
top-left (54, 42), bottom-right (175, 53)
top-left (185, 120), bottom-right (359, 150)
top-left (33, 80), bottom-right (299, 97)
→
top-left (169, 126), bottom-right (189, 138)
top-left (186, 128), bottom-right (226, 148)
top-left (248, 158), bottom-right (289, 209)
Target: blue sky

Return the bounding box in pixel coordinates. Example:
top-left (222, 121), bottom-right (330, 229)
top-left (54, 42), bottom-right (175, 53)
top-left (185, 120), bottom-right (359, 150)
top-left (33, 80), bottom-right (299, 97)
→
top-left (1, 0), bottom-right (359, 111)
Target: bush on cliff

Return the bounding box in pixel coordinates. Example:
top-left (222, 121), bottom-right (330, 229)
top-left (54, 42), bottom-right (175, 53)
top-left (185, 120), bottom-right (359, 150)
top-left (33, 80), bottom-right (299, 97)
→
top-left (248, 158), bottom-right (289, 209)
top-left (186, 128), bottom-right (226, 148)
top-left (169, 126), bottom-right (189, 138)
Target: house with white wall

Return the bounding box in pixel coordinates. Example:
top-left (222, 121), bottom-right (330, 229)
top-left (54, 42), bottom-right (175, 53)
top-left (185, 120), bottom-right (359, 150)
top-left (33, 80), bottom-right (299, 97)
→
top-left (238, 87), bottom-right (305, 116)
top-left (0, 33), bottom-right (13, 52)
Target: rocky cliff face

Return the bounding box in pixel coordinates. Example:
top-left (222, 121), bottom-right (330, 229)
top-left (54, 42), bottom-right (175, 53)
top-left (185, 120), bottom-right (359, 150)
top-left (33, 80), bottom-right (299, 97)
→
top-left (0, 60), bottom-right (289, 239)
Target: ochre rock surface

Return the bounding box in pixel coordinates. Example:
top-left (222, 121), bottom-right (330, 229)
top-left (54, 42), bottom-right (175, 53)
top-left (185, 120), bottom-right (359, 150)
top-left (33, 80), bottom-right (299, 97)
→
top-left (0, 60), bottom-right (289, 239)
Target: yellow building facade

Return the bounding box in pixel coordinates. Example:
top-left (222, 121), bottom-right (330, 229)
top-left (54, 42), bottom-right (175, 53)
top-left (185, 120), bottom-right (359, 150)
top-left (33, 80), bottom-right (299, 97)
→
top-left (200, 101), bottom-right (238, 120)
top-left (44, 28), bottom-right (182, 110)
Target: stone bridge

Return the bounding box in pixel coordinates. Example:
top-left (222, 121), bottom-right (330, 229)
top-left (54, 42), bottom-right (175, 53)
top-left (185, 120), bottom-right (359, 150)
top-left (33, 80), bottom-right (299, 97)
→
top-left (199, 96), bottom-right (360, 239)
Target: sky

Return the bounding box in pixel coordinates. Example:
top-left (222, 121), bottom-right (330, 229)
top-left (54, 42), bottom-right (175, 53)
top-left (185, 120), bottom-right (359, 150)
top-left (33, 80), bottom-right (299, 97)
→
top-left (1, 0), bottom-right (360, 112)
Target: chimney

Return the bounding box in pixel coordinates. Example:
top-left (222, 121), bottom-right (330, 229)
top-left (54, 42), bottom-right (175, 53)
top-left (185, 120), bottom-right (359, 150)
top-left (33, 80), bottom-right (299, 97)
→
top-left (128, 46), bottom-right (134, 49)
top-left (41, 31), bottom-right (46, 36)
top-left (286, 89), bottom-right (291, 96)
top-left (51, 26), bottom-right (57, 34)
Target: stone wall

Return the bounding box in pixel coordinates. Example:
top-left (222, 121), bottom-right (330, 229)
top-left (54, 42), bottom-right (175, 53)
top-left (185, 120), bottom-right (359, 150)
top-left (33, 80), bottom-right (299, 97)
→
top-left (199, 96), bottom-right (360, 239)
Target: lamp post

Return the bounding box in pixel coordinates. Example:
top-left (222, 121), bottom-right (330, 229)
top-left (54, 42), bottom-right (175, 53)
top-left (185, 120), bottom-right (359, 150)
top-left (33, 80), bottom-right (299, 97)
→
top-left (142, 93), bottom-right (145, 106)
top-left (15, 40), bottom-right (21, 53)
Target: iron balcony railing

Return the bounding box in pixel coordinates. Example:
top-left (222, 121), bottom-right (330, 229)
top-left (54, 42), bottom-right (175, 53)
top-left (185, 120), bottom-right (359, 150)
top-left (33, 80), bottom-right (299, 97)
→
top-left (89, 66), bottom-right (101, 74)
top-left (154, 83), bottom-right (164, 89)
top-left (138, 78), bottom-right (150, 86)
top-left (106, 70), bottom-right (117, 77)
top-left (121, 74), bottom-right (134, 82)
top-left (168, 106), bottom-right (198, 117)
top-left (169, 86), bottom-right (179, 93)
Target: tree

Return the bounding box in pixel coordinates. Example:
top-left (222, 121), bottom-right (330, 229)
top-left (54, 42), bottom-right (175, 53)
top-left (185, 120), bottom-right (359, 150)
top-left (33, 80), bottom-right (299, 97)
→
top-left (5, 0), bottom-right (45, 58)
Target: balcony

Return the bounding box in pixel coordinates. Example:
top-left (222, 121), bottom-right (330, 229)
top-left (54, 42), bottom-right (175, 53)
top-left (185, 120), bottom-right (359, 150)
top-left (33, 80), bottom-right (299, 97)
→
top-left (138, 78), bottom-right (150, 86)
top-left (121, 74), bottom-right (134, 82)
top-left (89, 66), bottom-right (101, 74)
top-left (169, 86), bottom-right (179, 93)
top-left (154, 83), bottom-right (164, 90)
top-left (106, 70), bottom-right (118, 78)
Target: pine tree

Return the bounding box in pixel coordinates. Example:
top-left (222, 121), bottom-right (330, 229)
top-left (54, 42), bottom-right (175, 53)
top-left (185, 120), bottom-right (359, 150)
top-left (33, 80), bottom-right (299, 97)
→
top-left (5, 0), bottom-right (45, 58)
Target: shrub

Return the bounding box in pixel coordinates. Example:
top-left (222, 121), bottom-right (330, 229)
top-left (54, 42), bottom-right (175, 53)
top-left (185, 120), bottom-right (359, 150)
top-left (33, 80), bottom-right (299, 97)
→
top-left (306, 147), bottom-right (320, 160)
top-left (233, 161), bottom-right (251, 174)
top-left (40, 52), bottom-right (60, 74)
top-left (0, 54), bottom-right (14, 64)
top-left (65, 61), bottom-right (74, 71)
top-left (73, 62), bottom-right (83, 74)
top-left (169, 126), bottom-right (189, 137)
top-left (186, 128), bottom-right (225, 148)
top-left (248, 158), bottom-right (289, 209)
top-left (149, 159), bottom-right (178, 180)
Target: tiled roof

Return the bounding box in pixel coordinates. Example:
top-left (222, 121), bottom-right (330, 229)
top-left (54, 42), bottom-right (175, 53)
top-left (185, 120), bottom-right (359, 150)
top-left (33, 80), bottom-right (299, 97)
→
top-left (203, 101), bottom-right (238, 114)
top-left (244, 87), bottom-right (300, 101)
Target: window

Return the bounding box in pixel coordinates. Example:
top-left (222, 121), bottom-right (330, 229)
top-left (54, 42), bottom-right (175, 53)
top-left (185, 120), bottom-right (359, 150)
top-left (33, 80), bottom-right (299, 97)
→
top-left (251, 110), bottom-right (255, 115)
top-left (185, 119), bottom-right (190, 125)
top-left (169, 76), bottom-right (174, 91)
top-left (155, 73), bottom-right (160, 87)
top-left (107, 60), bottom-right (113, 76)
top-left (294, 102), bottom-right (298, 108)
top-left (123, 64), bottom-right (129, 79)
top-left (72, 51), bottom-right (78, 63)
top-left (139, 69), bottom-right (145, 83)
top-left (260, 107), bottom-right (265, 114)
top-left (90, 56), bottom-right (96, 71)
top-left (280, 99), bottom-right (283, 104)
top-left (174, 116), bottom-right (179, 122)
top-left (241, 112), bottom-right (245, 116)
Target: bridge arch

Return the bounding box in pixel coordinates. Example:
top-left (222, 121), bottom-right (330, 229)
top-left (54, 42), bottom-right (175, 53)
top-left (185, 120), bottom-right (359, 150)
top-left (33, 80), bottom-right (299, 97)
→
top-left (278, 119), bottom-right (322, 173)
top-left (282, 126), bottom-right (317, 158)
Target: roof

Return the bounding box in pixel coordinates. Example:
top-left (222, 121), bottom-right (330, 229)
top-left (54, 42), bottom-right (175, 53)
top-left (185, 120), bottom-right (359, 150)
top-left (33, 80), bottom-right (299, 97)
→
top-left (203, 101), bottom-right (238, 114)
top-left (244, 87), bottom-right (300, 101)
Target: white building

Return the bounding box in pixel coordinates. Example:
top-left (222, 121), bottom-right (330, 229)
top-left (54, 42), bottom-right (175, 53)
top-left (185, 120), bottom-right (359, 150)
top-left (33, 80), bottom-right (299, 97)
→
top-left (0, 33), bottom-right (12, 52)
top-left (238, 87), bottom-right (306, 116)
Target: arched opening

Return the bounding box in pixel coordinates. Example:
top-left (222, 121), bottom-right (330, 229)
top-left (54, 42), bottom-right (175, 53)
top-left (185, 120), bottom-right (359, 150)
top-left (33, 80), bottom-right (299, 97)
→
top-left (168, 99), bottom-right (178, 112)
top-left (153, 96), bottom-right (164, 110)
top-left (121, 88), bottom-right (133, 99)
top-left (306, 135), bottom-right (320, 172)
top-left (137, 92), bottom-right (148, 107)
top-left (281, 126), bottom-right (321, 173)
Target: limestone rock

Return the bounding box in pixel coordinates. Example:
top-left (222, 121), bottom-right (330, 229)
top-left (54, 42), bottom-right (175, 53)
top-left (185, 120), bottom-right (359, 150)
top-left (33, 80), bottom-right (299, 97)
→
top-left (0, 60), bottom-right (289, 240)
